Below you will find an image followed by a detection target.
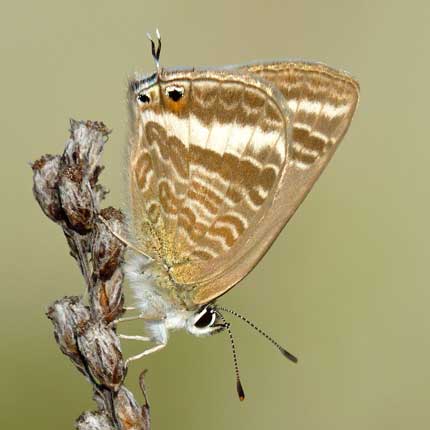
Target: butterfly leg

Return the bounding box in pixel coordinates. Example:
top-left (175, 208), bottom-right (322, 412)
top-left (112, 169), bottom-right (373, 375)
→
top-left (111, 314), bottom-right (147, 326)
top-left (124, 343), bottom-right (166, 367)
top-left (112, 308), bottom-right (166, 326)
top-left (119, 334), bottom-right (151, 341)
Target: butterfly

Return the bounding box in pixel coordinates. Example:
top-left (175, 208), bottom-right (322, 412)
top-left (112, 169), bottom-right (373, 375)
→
top-left (114, 31), bottom-right (359, 400)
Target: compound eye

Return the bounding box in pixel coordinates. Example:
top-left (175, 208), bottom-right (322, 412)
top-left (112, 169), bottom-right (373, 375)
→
top-left (195, 308), bottom-right (216, 328)
top-left (137, 93), bottom-right (151, 104)
top-left (165, 85), bottom-right (184, 102)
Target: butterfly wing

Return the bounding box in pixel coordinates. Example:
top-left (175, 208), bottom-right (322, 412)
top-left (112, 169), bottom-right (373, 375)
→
top-left (128, 62), bottom-right (359, 306)
top-left (236, 61), bottom-right (360, 168)
top-left (128, 69), bottom-right (289, 267)
top-left (185, 61), bottom-right (360, 303)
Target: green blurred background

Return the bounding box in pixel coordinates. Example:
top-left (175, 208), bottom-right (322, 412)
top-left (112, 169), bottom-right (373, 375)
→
top-left (2, 1), bottom-right (429, 428)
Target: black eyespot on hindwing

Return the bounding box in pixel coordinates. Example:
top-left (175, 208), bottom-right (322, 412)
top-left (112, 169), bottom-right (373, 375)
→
top-left (137, 93), bottom-right (151, 104)
top-left (165, 86), bottom-right (184, 102)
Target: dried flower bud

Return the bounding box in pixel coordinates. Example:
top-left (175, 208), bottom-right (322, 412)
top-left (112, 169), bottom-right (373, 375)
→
top-left (65, 120), bottom-right (110, 183)
top-left (91, 271), bottom-right (125, 323)
top-left (90, 207), bottom-right (126, 321)
top-left (75, 411), bottom-right (114, 430)
top-left (58, 165), bottom-right (94, 234)
top-left (114, 387), bottom-right (149, 430)
top-left (31, 154), bottom-right (64, 222)
top-left (93, 207), bottom-right (125, 281)
top-left (46, 297), bottom-right (91, 375)
top-left (77, 322), bottom-right (124, 390)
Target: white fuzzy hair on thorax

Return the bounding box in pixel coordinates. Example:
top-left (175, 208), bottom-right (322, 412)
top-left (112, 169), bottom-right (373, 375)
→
top-left (123, 253), bottom-right (194, 344)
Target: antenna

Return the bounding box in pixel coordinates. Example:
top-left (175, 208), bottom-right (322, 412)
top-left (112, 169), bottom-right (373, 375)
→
top-left (217, 312), bottom-right (245, 401)
top-left (146, 28), bottom-right (162, 73)
top-left (217, 306), bottom-right (298, 363)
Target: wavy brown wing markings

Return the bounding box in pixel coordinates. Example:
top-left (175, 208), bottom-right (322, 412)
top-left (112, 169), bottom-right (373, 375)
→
top-left (288, 68), bottom-right (325, 166)
top-left (166, 81), bottom-right (285, 264)
top-left (183, 81), bottom-right (240, 252)
top-left (170, 84), bottom-right (289, 287)
top-left (184, 62), bottom-right (359, 304)
top-left (172, 80), bottom-right (222, 261)
top-left (199, 82), bottom-right (255, 215)
top-left (195, 148), bottom-right (283, 261)
top-left (141, 106), bottom-right (174, 259)
top-left (187, 93), bottom-right (286, 263)
top-left (164, 79), bottom-right (205, 262)
top-left (128, 66), bottom-right (357, 306)
top-left (129, 127), bottom-right (164, 258)
top-left (186, 149), bottom-right (254, 259)
top-left (129, 81), bottom-right (187, 261)
top-left (205, 84), bottom-right (281, 255)
top-left (304, 75), bottom-right (353, 166)
top-left (155, 81), bottom-right (193, 263)
top-left (243, 62), bottom-right (359, 168)
top-left (192, 80), bottom-right (244, 229)
top-left (177, 81), bottom-right (250, 261)
top-left (170, 79), bottom-right (260, 262)
top-left (129, 69), bottom-right (290, 268)
top-left (288, 70), bottom-right (353, 167)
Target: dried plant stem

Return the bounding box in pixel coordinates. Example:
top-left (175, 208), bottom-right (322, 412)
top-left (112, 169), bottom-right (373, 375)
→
top-left (31, 120), bottom-right (150, 430)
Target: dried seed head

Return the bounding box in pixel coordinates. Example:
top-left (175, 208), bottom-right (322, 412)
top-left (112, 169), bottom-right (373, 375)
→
top-left (75, 411), bottom-right (114, 430)
top-left (58, 165), bottom-right (94, 234)
top-left (31, 154), bottom-right (64, 222)
top-left (90, 272), bottom-right (125, 323)
top-left (46, 297), bottom-right (91, 375)
top-left (114, 387), bottom-right (149, 430)
top-left (77, 322), bottom-right (124, 390)
top-left (93, 207), bottom-right (125, 281)
top-left (65, 120), bottom-right (110, 183)
top-left (90, 207), bottom-right (126, 322)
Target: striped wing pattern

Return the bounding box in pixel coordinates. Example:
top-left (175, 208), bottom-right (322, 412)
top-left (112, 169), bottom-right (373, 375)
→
top-left (129, 70), bottom-right (288, 271)
top-left (128, 63), bottom-right (359, 306)
top-left (242, 62), bottom-right (359, 169)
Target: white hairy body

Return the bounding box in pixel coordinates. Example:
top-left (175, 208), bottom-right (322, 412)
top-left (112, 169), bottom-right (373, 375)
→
top-left (122, 253), bottom-right (212, 360)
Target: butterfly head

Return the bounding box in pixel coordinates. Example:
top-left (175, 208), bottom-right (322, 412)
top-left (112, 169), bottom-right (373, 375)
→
top-left (186, 304), bottom-right (226, 337)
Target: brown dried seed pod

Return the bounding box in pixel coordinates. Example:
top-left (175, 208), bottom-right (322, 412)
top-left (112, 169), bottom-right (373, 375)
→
top-left (75, 411), bottom-right (115, 430)
top-left (90, 207), bottom-right (126, 322)
top-left (65, 120), bottom-right (110, 182)
top-left (31, 154), bottom-right (64, 222)
top-left (114, 387), bottom-right (149, 430)
top-left (77, 322), bottom-right (125, 390)
top-left (90, 270), bottom-right (125, 323)
top-left (93, 207), bottom-right (125, 282)
top-left (58, 165), bottom-right (94, 234)
top-left (46, 297), bottom-right (91, 376)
